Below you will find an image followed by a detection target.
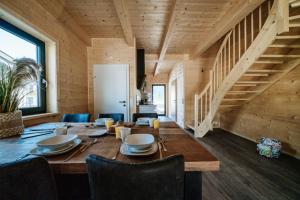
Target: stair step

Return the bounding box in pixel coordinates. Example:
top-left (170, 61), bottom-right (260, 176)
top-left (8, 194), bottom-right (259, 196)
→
top-left (290, 0), bottom-right (300, 7)
top-left (289, 15), bottom-right (300, 21)
top-left (223, 98), bottom-right (250, 101)
top-left (261, 54), bottom-right (300, 58)
top-left (290, 23), bottom-right (300, 28)
top-left (247, 69), bottom-right (285, 73)
top-left (243, 73), bottom-right (269, 77)
top-left (269, 44), bottom-right (300, 48)
top-left (234, 84), bottom-right (257, 87)
top-left (236, 81), bottom-right (272, 84)
top-left (254, 60), bottom-right (284, 64)
top-left (227, 90), bottom-right (261, 94)
top-left (276, 35), bottom-right (300, 39)
top-left (220, 105), bottom-right (240, 107)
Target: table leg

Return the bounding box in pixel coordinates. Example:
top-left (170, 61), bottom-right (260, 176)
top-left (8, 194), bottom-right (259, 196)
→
top-left (184, 171), bottom-right (202, 200)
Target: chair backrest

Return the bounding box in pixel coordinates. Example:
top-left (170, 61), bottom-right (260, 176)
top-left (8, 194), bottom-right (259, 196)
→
top-left (61, 113), bottom-right (91, 122)
top-left (0, 157), bottom-right (58, 200)
top-left (132, 113), bottom-right (158, 122)
top-left (86, 154), bottom-right (184, 200)
top-left (98, 113), bottom-right (124, 122)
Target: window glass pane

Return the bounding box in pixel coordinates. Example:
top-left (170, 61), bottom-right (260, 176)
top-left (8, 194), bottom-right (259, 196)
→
top-left (0, 28), bottom-right (38, 108)
top-left (152, 85), bottom-right (165, 115)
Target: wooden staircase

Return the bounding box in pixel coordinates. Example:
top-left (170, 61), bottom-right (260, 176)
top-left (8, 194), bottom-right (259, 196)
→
top-left (193, 0), bottom-right (300, 137)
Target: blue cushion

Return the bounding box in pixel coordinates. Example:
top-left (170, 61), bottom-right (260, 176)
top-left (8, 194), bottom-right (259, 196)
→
top-left (98, 113), bottom-right (124, 122)
top-left (62, 113), bottom-right (91, 122)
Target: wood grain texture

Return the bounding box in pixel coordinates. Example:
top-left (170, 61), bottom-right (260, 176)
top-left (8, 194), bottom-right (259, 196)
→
top-left (197, 129), bottom-right (300, 200)
top-left (220, 64), bottom-right (300, 158)
top-left (0, 123), bottom-right (219, 173)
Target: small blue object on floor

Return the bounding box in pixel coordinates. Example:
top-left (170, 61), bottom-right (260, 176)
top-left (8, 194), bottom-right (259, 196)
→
top-left (257, 137), bottom-right (281, 158)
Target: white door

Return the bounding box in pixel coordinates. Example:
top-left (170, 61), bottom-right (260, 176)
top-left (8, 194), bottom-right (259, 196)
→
top-left (93, 64), bottom-right (129, 121)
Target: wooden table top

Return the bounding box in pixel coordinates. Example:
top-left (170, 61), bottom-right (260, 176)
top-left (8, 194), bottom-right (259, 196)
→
top-left (0, 123), bottom-right (219, 174)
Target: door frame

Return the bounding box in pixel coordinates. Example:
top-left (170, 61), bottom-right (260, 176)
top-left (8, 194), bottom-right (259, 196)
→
top-left (93, 64), bottom-right (130, 121)
top-left (152, 84), bottom-right (166, 116)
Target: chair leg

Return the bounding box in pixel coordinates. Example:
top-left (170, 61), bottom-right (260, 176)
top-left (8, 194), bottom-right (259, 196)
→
top-left (184, 172), bottom-right (202, 200)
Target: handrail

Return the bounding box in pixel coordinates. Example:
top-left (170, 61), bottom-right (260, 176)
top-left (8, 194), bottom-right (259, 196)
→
top-left (194, 0), bottom-right (290, 137)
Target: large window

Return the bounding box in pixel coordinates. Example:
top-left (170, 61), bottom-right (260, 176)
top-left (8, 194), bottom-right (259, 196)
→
top-left (0, 19), bottom-right (46, 115)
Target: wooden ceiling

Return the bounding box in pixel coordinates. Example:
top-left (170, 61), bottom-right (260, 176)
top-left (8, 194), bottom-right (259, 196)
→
top-left (63, 0), bottom-right (236, 54)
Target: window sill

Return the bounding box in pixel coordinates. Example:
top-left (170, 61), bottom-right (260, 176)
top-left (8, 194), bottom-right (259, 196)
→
top-left (22, 113), bottom-right (59, 121)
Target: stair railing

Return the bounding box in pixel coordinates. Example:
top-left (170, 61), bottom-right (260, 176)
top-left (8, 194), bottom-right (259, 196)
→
top-left (194, 0), bottom-right (290, 137)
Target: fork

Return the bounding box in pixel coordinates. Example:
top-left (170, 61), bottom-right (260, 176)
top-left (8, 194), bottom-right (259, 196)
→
top-left (159, 137), bottom-right (167, 152)
top-left (158, 142), bottom-right (163, 159)
top-left (112, 143), bottom-right (121, 160)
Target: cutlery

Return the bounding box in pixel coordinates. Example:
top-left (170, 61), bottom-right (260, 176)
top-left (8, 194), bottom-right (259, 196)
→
top-left (159, 138), bottom-right (167, 152)
top-left (158, 142), bottom-right (163, 159)
top-left (112, 144), bottom-right (121, 160)
top-left (21, 132), bottom-right (53, 139)
top-left (64, 139), bottom-right (98, 162)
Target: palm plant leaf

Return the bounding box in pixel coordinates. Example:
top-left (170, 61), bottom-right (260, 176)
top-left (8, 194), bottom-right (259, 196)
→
top-left (0, 58), bottom-right (42, 113)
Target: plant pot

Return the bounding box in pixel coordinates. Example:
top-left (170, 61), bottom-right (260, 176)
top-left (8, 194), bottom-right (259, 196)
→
top-left (0, 110), bottom-right (24, 139)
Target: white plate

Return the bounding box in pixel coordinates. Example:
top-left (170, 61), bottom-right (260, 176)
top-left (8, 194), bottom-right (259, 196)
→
top-left (37, 134), bottom-right (78, 149)
top-left (120, 143), bottom-right (158, 156)
top-left (30, 138), bottom-right (81, 156)
top-left (87, 129), bottom-right (107, 137)
top-left (125, 134), bottom-right (154, 150)
top-left (128, 146), bottom-right (152, 153)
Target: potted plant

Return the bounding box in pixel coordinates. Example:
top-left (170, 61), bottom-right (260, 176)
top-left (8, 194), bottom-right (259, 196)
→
top-left (0, 58), bottom-right (42, 138)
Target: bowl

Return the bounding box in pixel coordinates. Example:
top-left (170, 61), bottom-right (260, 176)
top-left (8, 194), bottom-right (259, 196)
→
top-left (125, 134), bottom-right (154, 150)
top-left (37, 134), bottom-right (78, 149)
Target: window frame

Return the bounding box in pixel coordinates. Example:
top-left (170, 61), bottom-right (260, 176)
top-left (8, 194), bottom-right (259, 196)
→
top-left (0, 18), bottom-right (46, 115)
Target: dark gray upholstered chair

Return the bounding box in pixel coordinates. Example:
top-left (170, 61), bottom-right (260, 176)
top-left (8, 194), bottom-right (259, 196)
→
top-left (0, 157), bottom-right (58, 200)
top-left (98, 113), bottom-right (124, 122)
top-left (132, 113), bottom-right (158, 122)
top-left (62, 113), bottom-right (91, 122)
top-left (86, 154), bottom-right (184, 200)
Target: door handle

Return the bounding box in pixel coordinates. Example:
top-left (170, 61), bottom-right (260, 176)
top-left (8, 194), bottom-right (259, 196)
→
top-left (119, 101), bottom-right (126, 104)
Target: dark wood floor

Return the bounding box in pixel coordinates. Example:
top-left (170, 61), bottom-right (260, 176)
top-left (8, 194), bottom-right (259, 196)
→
top-left (197, 129), bottom-right (300, 200)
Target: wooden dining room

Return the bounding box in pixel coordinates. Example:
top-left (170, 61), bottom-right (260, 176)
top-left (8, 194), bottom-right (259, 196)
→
top-left (0, 0), bottom-right (299, 200)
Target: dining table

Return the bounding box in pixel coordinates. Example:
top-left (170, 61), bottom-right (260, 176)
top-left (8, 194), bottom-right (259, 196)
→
top-left (0, 122), bottom-right (220, 200)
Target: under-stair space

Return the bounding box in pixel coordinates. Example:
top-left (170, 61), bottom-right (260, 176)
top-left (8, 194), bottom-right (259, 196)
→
top-left (192, 0), bottom-right (300, 137)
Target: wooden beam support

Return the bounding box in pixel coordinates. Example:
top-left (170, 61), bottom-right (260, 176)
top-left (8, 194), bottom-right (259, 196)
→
top-left (113, 0), bottom-right (134, 46)
top-left (276, 0), bottom-right (289, 33)
top-left (191, 0), bottom-right (264, 58)
top-left (154, 0), bottom-right (184, 76)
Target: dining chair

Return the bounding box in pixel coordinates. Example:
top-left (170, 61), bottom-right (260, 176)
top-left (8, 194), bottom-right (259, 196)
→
top-left (132, 113), bottom-right (158, 122)
top-left (98, 113), bottom-right (124, 122)
top-left (61, 113), bottom-right (91, 122)
top-left (86, 154), bottom-right (184, 200)
top-left (0, 157), bottom-right (58, 200)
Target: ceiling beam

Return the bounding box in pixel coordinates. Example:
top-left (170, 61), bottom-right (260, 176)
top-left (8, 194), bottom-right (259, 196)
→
top-left (113, 0), bottom-right (134, 46)
top-left (154, 0), bottom-right (184, 76)
top-left (191, 0), bottom-right (265, 58)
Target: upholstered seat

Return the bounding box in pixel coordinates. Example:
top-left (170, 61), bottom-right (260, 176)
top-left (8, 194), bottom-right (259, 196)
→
top-left (132, 113), bottom-right (158, 122)
top-left (62, 113), bottom-right (91, 122)
top-left (86, 154), bottom-right (184, 200)
top-left (98, 113), bottom-right (124, 122)
top-left (0, 157), bottom-right (58, 200)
